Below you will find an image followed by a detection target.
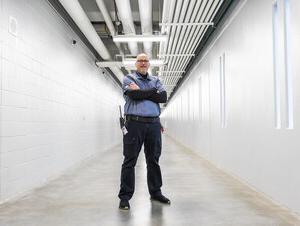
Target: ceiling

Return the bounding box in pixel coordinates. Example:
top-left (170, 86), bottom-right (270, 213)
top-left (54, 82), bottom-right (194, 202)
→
top-left (78, 0), bottom-right (162, 23)
top-left (51, 0), bottom-right (235, 104)
top-left (78, 0), bottom-right (163, 61)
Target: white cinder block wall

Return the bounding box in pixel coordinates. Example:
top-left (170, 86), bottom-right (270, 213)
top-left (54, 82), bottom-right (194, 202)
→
top-left (0, 0), bottom-right (123, 202)
top-left (162, 0), bottom-right (300, 215)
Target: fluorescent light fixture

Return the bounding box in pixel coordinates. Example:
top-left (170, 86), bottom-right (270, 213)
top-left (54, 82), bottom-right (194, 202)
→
top-left (95, 59), bottom-right (166, 69)
top-left (121, 59), bottom-right (135, 66)
top-left (113, 34), bottom-right (168, 43)
top-left (122, 59), bottom-right (166, 67)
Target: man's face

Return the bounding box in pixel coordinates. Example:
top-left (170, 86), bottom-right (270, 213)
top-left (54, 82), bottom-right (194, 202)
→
top-left (135, 54), bottom-right (150, 75)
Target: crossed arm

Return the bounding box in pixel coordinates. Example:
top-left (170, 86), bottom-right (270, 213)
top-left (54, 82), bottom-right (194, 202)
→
top-left (125, 83), bottom-right (167, 103)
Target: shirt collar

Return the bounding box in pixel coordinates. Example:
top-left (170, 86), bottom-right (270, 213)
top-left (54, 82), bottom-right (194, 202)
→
top-left (135, 71), bottom-right (151, 80)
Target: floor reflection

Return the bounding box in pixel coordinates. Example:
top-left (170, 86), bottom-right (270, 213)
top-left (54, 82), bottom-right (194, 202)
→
top-left (150, 201), bottom-right (165, 226)
top-left (117, 208), bottom-right (133, 225)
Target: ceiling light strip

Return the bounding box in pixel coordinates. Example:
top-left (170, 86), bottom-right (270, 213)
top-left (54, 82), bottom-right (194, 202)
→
top-left (122, 59), bottom-right (166, 67)
top-left (113, 35), bottom-right (168, 43)
top-left (159, 22), bottom-right (214, 26)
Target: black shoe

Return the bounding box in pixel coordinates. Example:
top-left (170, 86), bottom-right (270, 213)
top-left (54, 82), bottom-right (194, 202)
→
top-left (119, 199), bottom-right (130, 210)
top-left (150, 194), bottom-right (171, 204)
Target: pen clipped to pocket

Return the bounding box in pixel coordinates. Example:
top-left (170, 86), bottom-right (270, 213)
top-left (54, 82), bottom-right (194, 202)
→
top-left (119, 105), bottom-right (128, 135)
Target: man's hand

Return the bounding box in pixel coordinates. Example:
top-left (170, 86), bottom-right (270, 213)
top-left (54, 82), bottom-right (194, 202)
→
top-left (129, 82), bottom-right (140, 90)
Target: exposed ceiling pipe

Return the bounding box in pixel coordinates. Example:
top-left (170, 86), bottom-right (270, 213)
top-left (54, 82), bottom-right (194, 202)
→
top-left (158, 0), bottom-right (171, 85)
top-left (138, 0), bottom-right (153, 57)
top-left (162, 0), bottom-right (177, 56)
top-left (171, 1), bottom-right (219, 87)
top-left (167, 0), bottom-right (200, 86)
top-left (158, 0), bottom-right (176, 89)
top-left (58, 0), bottom-right (124, 82)
top-left (163, 0), bottom-right (183, 86)
top-left (165, 0), bottom-right (190, 86)
top-left (95, 0), bottom-right (124, 56)
top-left (159, 0), bottom-right (175, 57)
top-left (158, 0), bottom-right (167, 57)
top-left (166, 0), bottom-right (241, 103)
top-left (162, 0), bottom-right (222, 88)
top-left (175, 1), bottom-right (222, 76)
top-left (115, 0), bottom-right (139, 56)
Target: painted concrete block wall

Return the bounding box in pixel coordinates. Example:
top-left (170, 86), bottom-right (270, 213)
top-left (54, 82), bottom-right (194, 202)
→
top-left (0, 0), bottom-right (123, 202)
top-left (162, 0), bottom-right (300, 215)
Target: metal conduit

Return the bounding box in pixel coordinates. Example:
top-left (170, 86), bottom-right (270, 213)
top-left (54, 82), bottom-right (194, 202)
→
top-left (164, 0), bottom-right (190, 85)
top-left (161, 0), bottom-right (178, 57)
top-left (172, 0), bottom-right (209, 71)
top-left (138, 0), bottom-right (153, 57)
top-left (168, 0), bottom-right (238, 103)
top-left (169, 0), bottom-right (197, 63)
top-left (170, 1), bottom-right (220, 87)
top-left (115, 0), bottom-right (139, 56)
top-left (175, 1), bottom-right (222, 77)
top-left (158, 0), bottom-right (175, 80)
top-left (168, 0), bottom-right (190, 55)
top-left (164, 0), bottom-right (201, 87)
top-left (159, 0), bottom-right (170, 57)
top-left (168, 0), bottom-right (203, 82)
top-left (165, 0), bottom-right (183, 56)
top-left (173, 0), bottom-right (213, 77)
top-left (95, 0), bottom-right (123, 55)
top-left (159, 0), bottom-right (226, 96)
top-left (58, 0), bottom-right (124, 82)
top-left (188, 0), bottom-right (223, 57)
top-left (164, 0), bottom-right (199, 86)
top-left (163, 0), bottom-right (184, 85)
top-left (166, 0), bottom-right (199, 86)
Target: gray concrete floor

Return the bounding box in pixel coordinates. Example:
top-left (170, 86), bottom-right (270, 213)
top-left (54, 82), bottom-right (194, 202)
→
top-left (0, 135), bottom-right (300, 226)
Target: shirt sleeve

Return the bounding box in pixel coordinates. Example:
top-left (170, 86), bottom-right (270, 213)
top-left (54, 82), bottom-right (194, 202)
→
top-left (122, 75), bottom-right (134, 94)
top-left (146, 91), bottom-right (167, 103)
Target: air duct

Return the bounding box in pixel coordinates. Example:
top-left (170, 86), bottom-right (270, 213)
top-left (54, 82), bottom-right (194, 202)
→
top-left (114, 0), bottom-right (139, 56)
top-left (95, 0), bottom-right (123, 55)
top-left (138, 0), bottom-right (153, 57)
top-left (58, 0), bottom-right (124, 81)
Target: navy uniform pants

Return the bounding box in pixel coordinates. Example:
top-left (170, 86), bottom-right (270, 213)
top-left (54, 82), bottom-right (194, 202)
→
top-left (118, 119), bottom-right (162, 200)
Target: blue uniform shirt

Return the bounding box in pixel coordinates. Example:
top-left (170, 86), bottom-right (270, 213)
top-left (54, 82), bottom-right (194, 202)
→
top-left (123, 71), bottom-right (165, 117)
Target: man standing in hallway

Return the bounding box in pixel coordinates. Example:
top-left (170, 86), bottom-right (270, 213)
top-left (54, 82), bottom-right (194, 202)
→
top-left (118, 53), bottom-right (170, 210)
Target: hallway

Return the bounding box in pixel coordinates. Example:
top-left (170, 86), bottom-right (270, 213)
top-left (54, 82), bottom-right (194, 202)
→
top-left (0, 135), bottom-right (298, 226)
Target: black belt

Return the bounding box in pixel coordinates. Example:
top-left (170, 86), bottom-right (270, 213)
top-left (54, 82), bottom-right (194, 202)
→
top-left (126, 115), bottom-right (159, 123)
